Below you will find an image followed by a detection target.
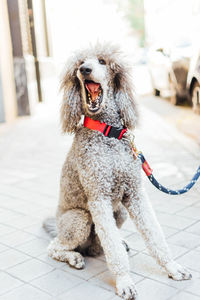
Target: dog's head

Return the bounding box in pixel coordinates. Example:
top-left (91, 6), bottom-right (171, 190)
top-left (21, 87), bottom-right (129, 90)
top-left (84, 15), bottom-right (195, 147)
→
top-left (60, 43), bottom-right (138, 133)
top-left (77, 58), bottom-right (107, 114)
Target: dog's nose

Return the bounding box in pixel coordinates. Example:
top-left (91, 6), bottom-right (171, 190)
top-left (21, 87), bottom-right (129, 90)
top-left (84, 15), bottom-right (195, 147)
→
top-left (80, 66), bottom-right (92, 75)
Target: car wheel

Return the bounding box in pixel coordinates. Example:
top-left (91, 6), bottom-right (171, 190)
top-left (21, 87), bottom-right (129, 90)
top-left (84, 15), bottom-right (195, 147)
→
top-left (191, 81), bottom-right (200, 114)
top-left (154, 89), bottom-right (160, 96)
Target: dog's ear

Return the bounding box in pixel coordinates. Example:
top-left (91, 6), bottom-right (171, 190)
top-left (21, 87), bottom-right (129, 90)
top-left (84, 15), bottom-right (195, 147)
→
top-left (111, 61), bottom-right (138, 129)
top-left (60, 64), bottom-right (82, 134)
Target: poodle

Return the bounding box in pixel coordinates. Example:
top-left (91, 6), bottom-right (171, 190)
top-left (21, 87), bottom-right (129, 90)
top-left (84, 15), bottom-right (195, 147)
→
top-left (43, 44), bottom-right (192, 299)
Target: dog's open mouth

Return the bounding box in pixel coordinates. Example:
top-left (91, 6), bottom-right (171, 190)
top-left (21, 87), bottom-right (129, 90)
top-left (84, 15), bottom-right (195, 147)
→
top-left (84, 80), bottom-right (103, 112)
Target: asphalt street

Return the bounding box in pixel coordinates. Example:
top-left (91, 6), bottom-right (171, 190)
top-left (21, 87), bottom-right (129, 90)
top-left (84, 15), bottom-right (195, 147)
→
top-left (140, 94), bottom-right (200, 147)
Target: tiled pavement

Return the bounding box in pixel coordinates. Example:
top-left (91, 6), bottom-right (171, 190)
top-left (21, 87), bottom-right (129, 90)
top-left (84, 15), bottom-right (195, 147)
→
top-left (0, 95), bottom-right (200, 300)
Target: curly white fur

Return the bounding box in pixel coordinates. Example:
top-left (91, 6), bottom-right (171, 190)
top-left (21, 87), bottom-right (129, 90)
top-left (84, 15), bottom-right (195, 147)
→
top-left (44, 43), bottom-right (192, 300)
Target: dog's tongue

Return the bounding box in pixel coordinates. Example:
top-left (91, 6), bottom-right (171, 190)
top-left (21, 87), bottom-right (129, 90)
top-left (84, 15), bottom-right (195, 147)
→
top-left (85, 82), bottom-right (100, 101)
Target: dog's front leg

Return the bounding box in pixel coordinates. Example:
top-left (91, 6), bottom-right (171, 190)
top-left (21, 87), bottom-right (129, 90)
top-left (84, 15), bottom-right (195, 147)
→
top-left (88, 197), bottom-right (137, 300)
top-left (123, 188), bottom-right (192, 281)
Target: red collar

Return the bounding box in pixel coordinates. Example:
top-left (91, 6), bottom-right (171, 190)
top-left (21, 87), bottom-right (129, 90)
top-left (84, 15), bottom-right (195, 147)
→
top-left (83, 116), bottom-right (127, 140)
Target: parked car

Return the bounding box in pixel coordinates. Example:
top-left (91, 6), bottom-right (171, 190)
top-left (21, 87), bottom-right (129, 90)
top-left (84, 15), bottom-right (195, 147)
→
top-left (187, 49), bottom-right (200, 114)
top-left (148, 43), bottom-right (192, 105)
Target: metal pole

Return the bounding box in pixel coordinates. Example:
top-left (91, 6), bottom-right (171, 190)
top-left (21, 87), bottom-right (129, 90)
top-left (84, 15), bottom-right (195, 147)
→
top-left (41, 0), bottom-right (50, 57)
top-left (27, 0), bottom-right (42, 102)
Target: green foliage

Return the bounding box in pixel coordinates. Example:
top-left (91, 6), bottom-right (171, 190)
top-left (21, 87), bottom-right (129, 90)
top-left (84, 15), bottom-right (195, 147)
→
top-left (127, 0), bottom-right (145, 46)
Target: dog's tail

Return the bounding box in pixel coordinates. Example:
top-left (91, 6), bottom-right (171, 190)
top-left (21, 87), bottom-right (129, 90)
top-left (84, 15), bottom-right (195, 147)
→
top-left (43, 217), bottom-right (57, 238)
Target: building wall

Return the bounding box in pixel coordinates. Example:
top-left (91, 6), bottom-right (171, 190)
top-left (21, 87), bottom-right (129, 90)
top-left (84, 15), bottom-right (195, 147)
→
top-left (32, 0), bottom-right (49, 57)
top-left (0, 73), bottom-right (5, 123)
top-left (0, 0), bottom-right (17, 123)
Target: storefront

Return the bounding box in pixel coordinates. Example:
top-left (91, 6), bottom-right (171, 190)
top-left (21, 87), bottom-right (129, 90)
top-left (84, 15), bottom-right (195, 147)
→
top-left (0, 0), bottom-right (51, 125)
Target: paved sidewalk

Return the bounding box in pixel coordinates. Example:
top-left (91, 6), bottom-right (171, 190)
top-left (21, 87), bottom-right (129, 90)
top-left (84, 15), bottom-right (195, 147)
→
top-left (0, 95), bottom-right (200, 300)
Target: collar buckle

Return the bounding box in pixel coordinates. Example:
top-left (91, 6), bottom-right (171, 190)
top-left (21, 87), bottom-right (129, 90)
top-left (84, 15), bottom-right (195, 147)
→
top-left (107, 126), bottom-right (127, 140)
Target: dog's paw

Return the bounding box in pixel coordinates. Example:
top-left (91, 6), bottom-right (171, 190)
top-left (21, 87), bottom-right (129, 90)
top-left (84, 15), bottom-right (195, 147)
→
top-left (165, 261), bottom-right (192, 281)
top-left (116, 274), bottom-right (137, 300)
top-left (68, 252), bottom-right (85, 269)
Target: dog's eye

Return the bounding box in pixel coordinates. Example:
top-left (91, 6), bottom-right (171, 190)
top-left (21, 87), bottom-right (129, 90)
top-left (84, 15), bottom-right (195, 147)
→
top-left (80, 61), bottom-right (84, 65)
top-left (98, 59), bottom-right (106, 65)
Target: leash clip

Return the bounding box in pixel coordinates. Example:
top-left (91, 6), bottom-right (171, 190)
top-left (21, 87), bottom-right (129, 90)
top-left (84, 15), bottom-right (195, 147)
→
top-left (123, 130), bottom-right (139, 159)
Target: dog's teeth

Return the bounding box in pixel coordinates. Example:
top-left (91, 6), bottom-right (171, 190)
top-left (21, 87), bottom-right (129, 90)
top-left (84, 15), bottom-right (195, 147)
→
top-left (87, 89), bottom-right (102, 111)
